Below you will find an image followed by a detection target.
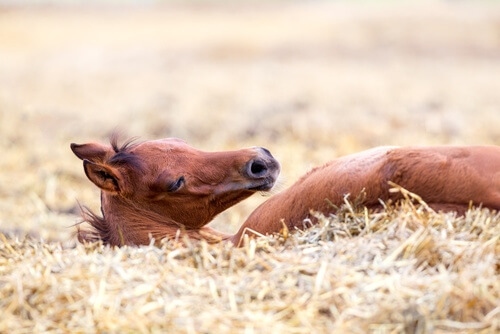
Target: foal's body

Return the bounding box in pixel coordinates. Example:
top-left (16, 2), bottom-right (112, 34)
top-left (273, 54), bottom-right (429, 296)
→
top-left (71, 138), bottom-right (500, 246)
top-left (232, 146), bottom-right (500, 243)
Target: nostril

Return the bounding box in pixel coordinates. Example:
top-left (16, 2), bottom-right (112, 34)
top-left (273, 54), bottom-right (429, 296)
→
top-left (249, 160), bottom-right (268, 178)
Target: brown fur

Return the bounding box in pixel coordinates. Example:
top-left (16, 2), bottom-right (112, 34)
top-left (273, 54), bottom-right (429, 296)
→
top-left (232, 146), bottom-right (500, 243)
top-left (72, 138), bottom-right (500, 246)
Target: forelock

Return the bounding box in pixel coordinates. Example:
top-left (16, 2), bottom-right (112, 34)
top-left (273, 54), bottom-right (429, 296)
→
top-left (108, 135), bottom-right (144, 172)
top-left (110, 133), bottom-right (140, 153)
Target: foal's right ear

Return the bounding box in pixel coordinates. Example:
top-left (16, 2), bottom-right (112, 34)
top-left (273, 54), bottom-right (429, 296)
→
top-left (71, 142), bottom-right (112, 163)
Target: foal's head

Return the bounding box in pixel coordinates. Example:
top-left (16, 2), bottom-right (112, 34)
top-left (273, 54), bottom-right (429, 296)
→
top-left (71, 136), bottom-right (280, 245)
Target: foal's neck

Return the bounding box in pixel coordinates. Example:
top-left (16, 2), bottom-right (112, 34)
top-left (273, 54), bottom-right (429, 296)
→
top-left (100, 194), bottom-right (231, 246)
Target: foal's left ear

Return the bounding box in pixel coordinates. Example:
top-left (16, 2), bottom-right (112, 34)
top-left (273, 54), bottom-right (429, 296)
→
top-left (71, 142), bottom-right (112, 163)
top-left (83, 159), bottom-right (124, 194)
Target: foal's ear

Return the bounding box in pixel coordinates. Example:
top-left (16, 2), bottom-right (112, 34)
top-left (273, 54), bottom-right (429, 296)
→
top-left (83, 159), bottom-right (123, 194)
top-left (71, 142), bottom-right (112, 162)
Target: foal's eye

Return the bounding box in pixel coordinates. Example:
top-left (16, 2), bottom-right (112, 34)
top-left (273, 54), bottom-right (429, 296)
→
top-left (167, 176), bottom-right (185, 192)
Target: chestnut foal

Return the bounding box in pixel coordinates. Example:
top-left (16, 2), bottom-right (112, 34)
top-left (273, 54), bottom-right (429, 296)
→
top-left (72, 138), bottom-right (500, 246)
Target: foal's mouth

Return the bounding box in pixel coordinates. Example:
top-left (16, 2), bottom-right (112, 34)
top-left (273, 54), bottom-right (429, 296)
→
top-left (213, 176), bottom-right (278, 196)
top-left (247, 177), bottom-right (277, 191)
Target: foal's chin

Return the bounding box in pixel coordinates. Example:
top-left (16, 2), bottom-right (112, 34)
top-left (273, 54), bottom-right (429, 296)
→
top-left (257, 178), bottom-right (284, 197)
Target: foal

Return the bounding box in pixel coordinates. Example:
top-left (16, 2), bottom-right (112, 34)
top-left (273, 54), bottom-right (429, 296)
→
top-left (72, 137), bottom-right (500, 246)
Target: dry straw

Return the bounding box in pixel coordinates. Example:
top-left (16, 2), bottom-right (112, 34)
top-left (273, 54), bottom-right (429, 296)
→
top-left (1, 196), bottom-right (499, 333)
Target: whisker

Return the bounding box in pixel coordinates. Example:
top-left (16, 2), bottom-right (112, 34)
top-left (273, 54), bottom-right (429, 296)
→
top-left (260, 176), bottom-right (286, 196)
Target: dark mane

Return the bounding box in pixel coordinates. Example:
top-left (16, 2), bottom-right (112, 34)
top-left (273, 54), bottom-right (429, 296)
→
top-left (75, 205), bottom-right (116, 245)
top-left (108, 134), bottom-right (145, 173)
top-left (110, 133), bottom-right (140, 153)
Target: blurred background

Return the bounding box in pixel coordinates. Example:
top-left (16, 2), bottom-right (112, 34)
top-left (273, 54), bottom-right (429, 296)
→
top-left (1, 0), bottom-right (500, 242)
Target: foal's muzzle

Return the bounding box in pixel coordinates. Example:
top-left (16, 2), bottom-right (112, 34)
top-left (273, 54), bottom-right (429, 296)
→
top-left (244, 147), bottom-right (281, 190)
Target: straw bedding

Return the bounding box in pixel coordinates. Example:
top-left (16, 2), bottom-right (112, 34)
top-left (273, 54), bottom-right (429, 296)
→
top-left (2, 197), bottom-right (499, 333)
top-left (1, 2), bottom-right (500, 333)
